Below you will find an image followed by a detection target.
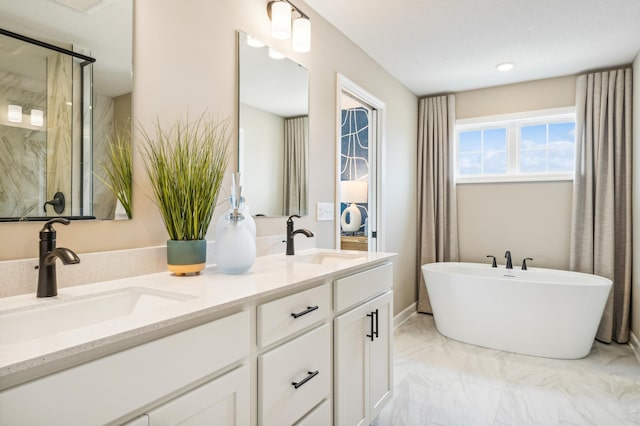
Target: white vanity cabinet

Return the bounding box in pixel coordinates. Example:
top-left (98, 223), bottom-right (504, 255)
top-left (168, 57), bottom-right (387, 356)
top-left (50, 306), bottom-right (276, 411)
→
top-left (334, 264), bottom-right (394, 426)
top-left (0, 311), bottom-right (250, 426)
top-left (257, 283), bottom-right (332, 426)
top-left (0, 252), bottom-right (396, 426)
top-left (145, 364), bottom-right (250, 425)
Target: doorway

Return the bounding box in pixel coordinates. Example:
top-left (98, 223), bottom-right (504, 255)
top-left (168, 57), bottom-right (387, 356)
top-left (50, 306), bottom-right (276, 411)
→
top-left (336, 74), bottom-right (385, 252)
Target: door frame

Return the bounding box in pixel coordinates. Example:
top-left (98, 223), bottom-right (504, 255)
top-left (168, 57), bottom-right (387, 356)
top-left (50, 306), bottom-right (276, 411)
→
top-left (335, 73), bottom-right (386, 252)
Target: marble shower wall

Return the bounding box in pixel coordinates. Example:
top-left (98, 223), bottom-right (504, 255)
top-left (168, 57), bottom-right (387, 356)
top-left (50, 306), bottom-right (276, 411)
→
top-left (0, 47), bottom-right (120, 219)
top-left (0, 69), bottom-right (47, 217)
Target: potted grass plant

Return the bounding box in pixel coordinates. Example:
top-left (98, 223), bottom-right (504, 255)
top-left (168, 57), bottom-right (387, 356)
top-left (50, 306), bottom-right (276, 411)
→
top-left (139, 113), bottom-right (230, 275)
top-left (97, 123), bottom-right (133, 220)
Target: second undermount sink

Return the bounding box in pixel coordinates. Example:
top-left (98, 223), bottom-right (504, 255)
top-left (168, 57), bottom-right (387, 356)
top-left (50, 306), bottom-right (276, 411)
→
top-left (0, 287), bottom-right (194, 346)
top-left (290, 251), bottom-right (367, 265)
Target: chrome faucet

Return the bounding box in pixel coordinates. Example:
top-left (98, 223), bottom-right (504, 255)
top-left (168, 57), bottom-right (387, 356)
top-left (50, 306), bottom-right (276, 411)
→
top-left (37, 218), bottom-right (80, 298)
top-left (505, 250), bottom-right (513, 269)
top-left (286, 215), bottom-right (314, 255)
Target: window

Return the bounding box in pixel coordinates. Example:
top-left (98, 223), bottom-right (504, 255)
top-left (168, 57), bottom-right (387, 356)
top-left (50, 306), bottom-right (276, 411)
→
top-left (455, 108), bottom-right (576, 183)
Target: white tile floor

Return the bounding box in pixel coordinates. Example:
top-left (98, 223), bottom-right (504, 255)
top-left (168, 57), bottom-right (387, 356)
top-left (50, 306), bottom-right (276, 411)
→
top-left (373, 313), bottom-right (640, 426)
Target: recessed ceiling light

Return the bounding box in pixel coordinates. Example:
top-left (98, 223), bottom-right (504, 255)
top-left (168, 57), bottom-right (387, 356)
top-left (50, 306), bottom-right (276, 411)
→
top-left (496, 62), bottom-right (514, 72)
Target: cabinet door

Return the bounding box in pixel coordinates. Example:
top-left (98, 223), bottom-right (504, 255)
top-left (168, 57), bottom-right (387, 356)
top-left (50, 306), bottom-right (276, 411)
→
top-left (369, 291), bottom-right (393, 420)
top-left (334, 302), bottom-right (370, 426)
top-left (147, 365), bottom-right (249, 426)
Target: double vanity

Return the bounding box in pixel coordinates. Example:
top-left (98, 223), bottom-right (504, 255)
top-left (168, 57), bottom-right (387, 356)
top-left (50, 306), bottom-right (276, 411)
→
top-left (0, 249), bottom-right (395, 426)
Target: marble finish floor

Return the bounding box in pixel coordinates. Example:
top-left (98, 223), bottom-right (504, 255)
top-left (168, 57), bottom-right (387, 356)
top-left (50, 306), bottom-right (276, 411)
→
top-left (373, 313), bottom-right (640, 426)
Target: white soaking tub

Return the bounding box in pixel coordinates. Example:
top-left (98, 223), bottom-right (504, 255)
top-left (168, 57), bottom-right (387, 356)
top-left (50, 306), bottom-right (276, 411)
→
top-left (421, 262), bottom-right (612, 359)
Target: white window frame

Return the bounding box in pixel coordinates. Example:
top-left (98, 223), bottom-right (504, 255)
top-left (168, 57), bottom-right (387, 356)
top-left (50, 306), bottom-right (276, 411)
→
top-left (455, 107), bottom-right (576, 184)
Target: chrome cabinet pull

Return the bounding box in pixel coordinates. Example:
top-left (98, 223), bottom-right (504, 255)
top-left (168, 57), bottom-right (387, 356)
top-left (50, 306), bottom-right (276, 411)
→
top-left (291, 305), bottom-right (319, 319)
top-left (292, 370), bottom-right (319, 389)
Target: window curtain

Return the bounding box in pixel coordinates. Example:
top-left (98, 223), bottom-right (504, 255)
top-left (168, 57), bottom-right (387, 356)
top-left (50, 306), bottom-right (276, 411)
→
top-left (283, 116), bottom-right (308, 216)
top-left (417, 95), bottom-right (459, 313)
top-left (570, 68), bottom-right (633, 343)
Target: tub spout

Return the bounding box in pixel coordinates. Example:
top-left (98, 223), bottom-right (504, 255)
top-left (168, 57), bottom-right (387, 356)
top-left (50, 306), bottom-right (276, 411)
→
top-left (505, 251), bottom-right (513, 269)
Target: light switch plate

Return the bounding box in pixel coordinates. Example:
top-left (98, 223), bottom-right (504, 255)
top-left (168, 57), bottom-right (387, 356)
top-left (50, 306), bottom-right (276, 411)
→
top-left (316, 202), bottom-right (334, 221)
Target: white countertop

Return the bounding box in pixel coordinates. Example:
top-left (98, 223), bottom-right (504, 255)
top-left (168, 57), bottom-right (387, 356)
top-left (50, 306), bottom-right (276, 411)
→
top-left (0, 249), bottom-right (395, 389)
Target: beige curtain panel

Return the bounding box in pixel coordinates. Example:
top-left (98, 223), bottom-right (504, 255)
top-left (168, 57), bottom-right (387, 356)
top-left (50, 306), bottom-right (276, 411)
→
top-left (417, 94), bottom-right (460, 314)
top-left (570, 68), bottom-right (633, 344)
top-left (283, 116), bottom-right (309, 216)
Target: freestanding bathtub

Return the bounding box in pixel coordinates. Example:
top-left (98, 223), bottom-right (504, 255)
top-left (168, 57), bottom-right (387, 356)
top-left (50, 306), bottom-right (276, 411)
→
top-left (421, 262), bottom-right (612, 359)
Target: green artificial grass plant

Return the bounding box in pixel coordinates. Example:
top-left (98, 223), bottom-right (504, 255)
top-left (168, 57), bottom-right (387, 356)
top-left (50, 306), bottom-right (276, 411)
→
top-left (139, 113), bottom-right (230, 241)
top-left (98, 123), bottom-right (133, 219)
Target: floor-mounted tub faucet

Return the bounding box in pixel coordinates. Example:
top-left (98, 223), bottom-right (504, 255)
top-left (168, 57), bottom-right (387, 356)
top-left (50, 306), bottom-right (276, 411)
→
top-left (286, 214), bottom-right (314, 255)
top-left (505, 250), bottom-right (513, 269)
top-left (37, 218), bottom-right (80, 297)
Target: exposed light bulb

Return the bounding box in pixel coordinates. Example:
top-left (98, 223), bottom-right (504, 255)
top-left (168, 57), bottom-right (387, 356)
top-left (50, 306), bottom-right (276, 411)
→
top-left (271, 1), bottom-right (292, 40)
top-left (292, 16), bottom-right (311, 53)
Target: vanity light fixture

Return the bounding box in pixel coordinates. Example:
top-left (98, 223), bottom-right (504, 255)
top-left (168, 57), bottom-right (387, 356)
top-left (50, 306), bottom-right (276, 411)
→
top-left (496, 62), bottom-right (514, 72)
top-left (31, 109), bottom-right (44, 127)
top-left (270, 1), bottom-right (292, 40)
top-left (292, 15), bottom-right (311, 53)
top-left (8, 104), bottom-right (22, 123)
top-left (267, 0), bottom-right (311, 52)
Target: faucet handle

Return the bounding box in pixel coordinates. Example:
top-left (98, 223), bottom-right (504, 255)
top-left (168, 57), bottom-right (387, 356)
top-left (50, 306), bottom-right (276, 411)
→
top-left (287, 214), bottom-right (301, 224)
top-left (522, 257), bottom-right (533, 270)
top-left (486, 255), bottom-right (497, 268)
top-left (40, 217), bottom-right (71, 232)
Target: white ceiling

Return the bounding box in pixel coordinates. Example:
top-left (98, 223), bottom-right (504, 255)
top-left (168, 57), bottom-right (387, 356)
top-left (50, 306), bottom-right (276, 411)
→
top-left (304, 0), bottom-right (640, 96)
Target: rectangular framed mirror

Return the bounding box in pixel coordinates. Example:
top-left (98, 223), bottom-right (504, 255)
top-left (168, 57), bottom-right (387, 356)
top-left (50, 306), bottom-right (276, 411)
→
top-left (0, 0), bottom-right (133, 221)
top-left (238, 31), bottom-right (309, 217)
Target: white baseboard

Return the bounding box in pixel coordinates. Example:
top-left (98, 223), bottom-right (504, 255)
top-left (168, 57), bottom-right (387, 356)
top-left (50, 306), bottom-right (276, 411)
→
top-left (630, 332), bottom-right (640, 364)
top-left (394, 302), bottom-right (417, 328)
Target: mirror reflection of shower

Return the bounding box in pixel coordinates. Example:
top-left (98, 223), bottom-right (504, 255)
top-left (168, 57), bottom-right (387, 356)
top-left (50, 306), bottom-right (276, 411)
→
top-left (0, 28), bottom-right (94, 220)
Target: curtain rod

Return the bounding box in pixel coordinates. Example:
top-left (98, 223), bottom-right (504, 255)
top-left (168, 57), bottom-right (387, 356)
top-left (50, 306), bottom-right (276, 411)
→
top-left (0, 27), bottom-right (96, 64)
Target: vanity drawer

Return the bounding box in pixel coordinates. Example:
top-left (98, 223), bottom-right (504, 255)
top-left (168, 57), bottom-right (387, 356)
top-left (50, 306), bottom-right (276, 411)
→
top-left (334, 263), bottom-right (392, 313)
top-left (257, 283), bottom-right (330, 347)
top-left (259, 323), bottom-right (331, 426)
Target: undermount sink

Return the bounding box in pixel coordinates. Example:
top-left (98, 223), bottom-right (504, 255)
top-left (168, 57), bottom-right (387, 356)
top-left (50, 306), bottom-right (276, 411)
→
top-left (290, 251), bottom-right (367, 265)
top-left (0, 287), bottom-right (194, 346)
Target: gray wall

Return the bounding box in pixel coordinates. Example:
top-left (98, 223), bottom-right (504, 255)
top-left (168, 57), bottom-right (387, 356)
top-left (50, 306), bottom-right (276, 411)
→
top-left (455, 76), bottom-right (577, 270)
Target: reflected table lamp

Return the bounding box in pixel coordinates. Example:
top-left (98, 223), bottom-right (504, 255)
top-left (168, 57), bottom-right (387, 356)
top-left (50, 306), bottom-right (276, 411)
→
top-left (340, 180), bottom-right (368, 233)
